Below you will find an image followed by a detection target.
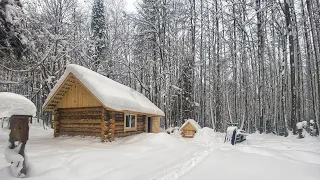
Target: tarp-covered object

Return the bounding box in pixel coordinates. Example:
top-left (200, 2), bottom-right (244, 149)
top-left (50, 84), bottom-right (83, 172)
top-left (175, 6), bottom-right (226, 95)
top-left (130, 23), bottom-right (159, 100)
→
top-left (43, 64), bottom-right (165, 116)
top-left (0, 92), bottom-right (36, 118)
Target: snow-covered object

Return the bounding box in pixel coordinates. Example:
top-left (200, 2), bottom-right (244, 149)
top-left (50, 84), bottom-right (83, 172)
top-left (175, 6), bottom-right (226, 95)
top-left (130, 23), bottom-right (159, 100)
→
top-left (180, 119), bottom-right (201, 131)
top-left (302, 121), bottom-right (307, 127)
top-left (296, 122), bottom-right (305, 130)
top-left (194, 127), bottom-right (217, 142)
top-left (0, 92), bottom-right (36, 118)
top-left (226, 126), bottom-right (237, 133)
top-left (225, 126), bottom-right (238, 141)
top-left (166, 127), bottom-right (180, 135)
top-left (43, 64), bottom-right (164, 116)
top-left (4, 143), bottom-right (25, 178)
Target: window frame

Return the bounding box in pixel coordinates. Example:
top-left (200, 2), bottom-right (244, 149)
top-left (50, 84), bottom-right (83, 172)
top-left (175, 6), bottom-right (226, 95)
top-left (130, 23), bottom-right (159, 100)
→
top-left (124, 113), bottom-right (137, 132)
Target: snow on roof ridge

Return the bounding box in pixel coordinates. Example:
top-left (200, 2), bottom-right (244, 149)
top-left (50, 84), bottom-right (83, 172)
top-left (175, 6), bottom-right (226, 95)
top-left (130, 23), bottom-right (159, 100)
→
top-left (43, 64), bottom-right (165, 116)
top-left (180, 119), bottom-right (201, 131)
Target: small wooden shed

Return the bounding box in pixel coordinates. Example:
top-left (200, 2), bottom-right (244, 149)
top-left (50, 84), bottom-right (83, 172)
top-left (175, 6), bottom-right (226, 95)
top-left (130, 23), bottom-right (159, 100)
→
top-left (42, 64), bottom-right (164, 142)
top-left (180, 119), bottom-right (201, 138)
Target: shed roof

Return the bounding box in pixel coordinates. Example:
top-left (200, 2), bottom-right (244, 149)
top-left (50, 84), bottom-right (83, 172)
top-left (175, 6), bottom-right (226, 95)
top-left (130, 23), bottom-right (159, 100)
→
top-left (43, 64), bottom-right (165, 116)
top-left (180, 119), bottom-right (201, 131)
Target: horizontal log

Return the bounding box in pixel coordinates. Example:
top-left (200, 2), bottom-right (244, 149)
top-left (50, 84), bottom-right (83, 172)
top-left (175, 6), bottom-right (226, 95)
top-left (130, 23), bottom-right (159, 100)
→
top-left (59, 119), bottom-right (101, 124)
top-left (58, 107), bottom-right (102, 113)
top-left (60, 127), bottom-right (101, 133)
top-left (59, 115), bottom-right (101, 120)
top-left (109, 124), bottom-right (115, 129)
top-left (115, 122), bottom-right (124, 126)
top-left (115, 131), bottom-right (143, 137)
top-left (137, 127), bottom-right (145, 131)
top-left (59, 131), bottom-right (100, 137)
top-left (59, 112), bottom-right (102, 117)
top-left (114, 126), bottom-right (124, 131)
top-left (60, 124), bottom-right (101, 128)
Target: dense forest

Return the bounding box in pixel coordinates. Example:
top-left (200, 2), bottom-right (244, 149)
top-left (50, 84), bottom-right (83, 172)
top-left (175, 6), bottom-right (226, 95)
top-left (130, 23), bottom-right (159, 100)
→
top-left (0, 0), bottom-right (320, 136)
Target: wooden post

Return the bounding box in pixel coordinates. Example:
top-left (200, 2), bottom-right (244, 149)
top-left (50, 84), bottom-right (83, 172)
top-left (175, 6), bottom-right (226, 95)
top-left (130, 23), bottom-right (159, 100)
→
top-left (9, 115), bottom-right (30, 177)
top-left (108, 112), bottom-right (115, 141)
top-left (109, 119), bottom-right (115, 141)
top-left (144, 115), bottom-right (148, 132)
top-left (101, 108), bottom-right (107, 142)
top-left (53, 109), bottom-right (60, 137)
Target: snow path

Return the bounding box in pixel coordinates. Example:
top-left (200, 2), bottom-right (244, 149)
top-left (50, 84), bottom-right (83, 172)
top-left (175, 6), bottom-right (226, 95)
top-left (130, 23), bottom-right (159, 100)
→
top-left (150, 130), bottom-right (227, 180)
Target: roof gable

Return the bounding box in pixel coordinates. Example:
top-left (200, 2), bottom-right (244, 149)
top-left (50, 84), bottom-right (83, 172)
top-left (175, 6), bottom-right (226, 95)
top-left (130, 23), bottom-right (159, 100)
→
top-left (56, 80), bottom-right (102, 108)
top-left (180, 119), bottom-right (201, 131)
top-left (43, 64), bottom-right (165, 116)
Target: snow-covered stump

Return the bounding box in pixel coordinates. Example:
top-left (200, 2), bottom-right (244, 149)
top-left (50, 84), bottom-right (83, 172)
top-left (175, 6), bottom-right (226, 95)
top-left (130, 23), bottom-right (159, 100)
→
top-left (296, 121), bottom-right (307, 139)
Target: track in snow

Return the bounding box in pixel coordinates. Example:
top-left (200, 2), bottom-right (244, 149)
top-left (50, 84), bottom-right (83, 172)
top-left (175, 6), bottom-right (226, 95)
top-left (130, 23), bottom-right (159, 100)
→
top-left (150, 140), bottom-right (225, 180)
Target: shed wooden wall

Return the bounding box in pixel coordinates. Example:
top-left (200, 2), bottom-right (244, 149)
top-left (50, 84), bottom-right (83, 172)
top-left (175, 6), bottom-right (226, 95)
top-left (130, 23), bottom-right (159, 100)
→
top-left (57, 81), bottom-right (101, 108)
top-left (151, 117), bottom-right (161, 133)
top-left (181, 122), bottom-right (196, 138)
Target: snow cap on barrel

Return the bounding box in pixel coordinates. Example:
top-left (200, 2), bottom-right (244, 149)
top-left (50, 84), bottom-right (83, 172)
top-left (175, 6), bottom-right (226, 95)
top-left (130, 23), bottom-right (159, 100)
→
top-left (0, 92), bottom-right (36, 118)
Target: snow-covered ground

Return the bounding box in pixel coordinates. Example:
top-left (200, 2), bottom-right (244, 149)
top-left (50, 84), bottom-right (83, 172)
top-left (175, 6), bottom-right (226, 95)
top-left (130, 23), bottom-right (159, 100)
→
top-left (0, 125), bottom-right (319, 180)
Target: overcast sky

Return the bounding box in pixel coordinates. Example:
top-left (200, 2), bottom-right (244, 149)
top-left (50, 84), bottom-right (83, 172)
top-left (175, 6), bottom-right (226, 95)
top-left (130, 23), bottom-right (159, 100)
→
top-left (125, 0), bottom-right (138, 12)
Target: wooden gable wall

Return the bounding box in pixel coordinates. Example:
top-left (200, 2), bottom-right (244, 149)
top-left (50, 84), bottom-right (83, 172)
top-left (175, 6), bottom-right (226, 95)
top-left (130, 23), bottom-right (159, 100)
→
top-left (57, 81), bottom-right (101, 108)
top-left (181, 122), bottom-right (196, 131)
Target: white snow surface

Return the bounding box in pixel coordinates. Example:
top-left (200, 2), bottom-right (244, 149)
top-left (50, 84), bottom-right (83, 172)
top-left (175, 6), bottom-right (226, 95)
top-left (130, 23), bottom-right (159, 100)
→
top-left (180, 119), bottom-right (201, 132)
top-left (4, 143), bottom-right (25, 178)
top-left (0, 92), bottom-right (36, 118)
top-left (43, 64), bottom-right (164, 116)
top-left (0, 124), bottom-right (320, 180)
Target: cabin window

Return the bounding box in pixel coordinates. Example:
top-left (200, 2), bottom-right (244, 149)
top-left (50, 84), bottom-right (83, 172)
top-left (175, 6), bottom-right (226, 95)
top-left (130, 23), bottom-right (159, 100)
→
top-left (125, 114), bottom-right (136, 130)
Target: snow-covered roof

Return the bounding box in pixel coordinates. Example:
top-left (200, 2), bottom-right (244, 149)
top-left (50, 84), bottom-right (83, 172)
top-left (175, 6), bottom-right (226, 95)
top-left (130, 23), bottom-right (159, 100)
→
top-left (180, 119), bottom-right (201, 131)
top-left (43, 64), bottom-right (165, 116)
top-left (0, 92), bottom-right (36, 118)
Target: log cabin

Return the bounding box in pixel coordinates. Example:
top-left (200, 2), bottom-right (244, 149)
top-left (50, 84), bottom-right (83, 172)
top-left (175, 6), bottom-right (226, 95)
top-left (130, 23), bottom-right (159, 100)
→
top-left (180, 119), bottom-right (201, 138)
top-left (42, 64), bottom-right (164, 142)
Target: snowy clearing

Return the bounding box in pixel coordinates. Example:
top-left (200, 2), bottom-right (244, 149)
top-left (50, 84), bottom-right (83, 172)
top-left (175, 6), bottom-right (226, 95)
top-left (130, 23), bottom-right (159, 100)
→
top-left (0, 125), bottom-right (319, 180)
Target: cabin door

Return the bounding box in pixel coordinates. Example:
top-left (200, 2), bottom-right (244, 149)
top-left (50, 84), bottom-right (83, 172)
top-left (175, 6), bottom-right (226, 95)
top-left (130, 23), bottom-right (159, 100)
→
top-left (148, 117), bottom-right (152, 133)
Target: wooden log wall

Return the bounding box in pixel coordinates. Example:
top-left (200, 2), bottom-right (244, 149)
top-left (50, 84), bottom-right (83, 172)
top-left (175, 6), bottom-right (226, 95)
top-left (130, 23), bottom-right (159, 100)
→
top-left (56, 107), bottom-right (103, 137)
top-left (54, 107), bottom-right (148, 141)
top-left (112, 112), bottom-right (146, 137)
